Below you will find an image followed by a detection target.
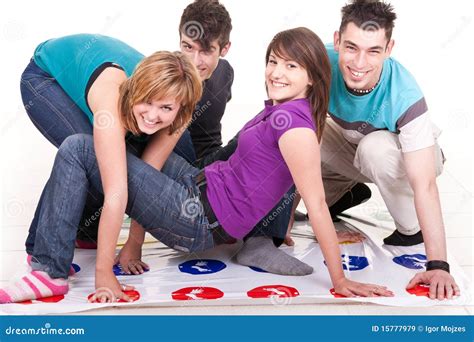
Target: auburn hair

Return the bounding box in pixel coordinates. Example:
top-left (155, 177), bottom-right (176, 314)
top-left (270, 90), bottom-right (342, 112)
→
top-left (119, 51), bottom-right (202, 135)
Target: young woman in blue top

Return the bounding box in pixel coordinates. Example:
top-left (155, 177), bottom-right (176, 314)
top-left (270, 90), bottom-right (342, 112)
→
top-left (18, 34), bottom-right (202, 302)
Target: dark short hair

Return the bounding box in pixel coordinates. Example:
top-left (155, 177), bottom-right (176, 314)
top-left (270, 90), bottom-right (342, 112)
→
top-left (340, 0), bottom-right (397, 41)
top-left (179, 0), bottom-right (232, 51)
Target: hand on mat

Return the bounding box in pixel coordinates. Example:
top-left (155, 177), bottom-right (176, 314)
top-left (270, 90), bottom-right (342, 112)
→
top-left (115, 240), bottom-right (149, 275)
top-left (91, 271), bottom-right (134, 303)
top-left (334, 278), bottom-right (394, 297)
top-left (406, 270), bottom-right (460, 300)
top-left (334, 230), bottom-right (366, 244)
top-left (283, 234), bottom-right (295, 246)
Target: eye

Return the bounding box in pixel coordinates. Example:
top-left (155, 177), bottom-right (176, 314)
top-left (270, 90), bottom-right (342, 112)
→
top-left (287, 63), bottom-right (297, 69)
top-left (346, 45), bottom-right (356, 51)
top-left (183, 44), bottom-right (192, 51)
top-left (369, 50), bottom-right (380, 55)
top-left (268, 59), bottom-right (277, 65)
top-left (161, 106), bottom-right (173, 112)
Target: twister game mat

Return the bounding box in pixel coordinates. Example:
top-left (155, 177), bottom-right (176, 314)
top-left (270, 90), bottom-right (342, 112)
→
top-left (0, 217), bottom-right (471, 314)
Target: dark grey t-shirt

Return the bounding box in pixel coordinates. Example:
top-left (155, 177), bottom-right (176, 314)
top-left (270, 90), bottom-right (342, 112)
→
top-left (189, 59), bottom-right (234, 159)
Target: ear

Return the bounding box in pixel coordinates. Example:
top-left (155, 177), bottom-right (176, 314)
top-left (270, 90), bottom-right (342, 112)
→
top-left (333, 31), bottom-right (341, 52)
top-left (385, 39), bottom-right (395, 56)
top-left (220, 41), bottom-right (231, 57)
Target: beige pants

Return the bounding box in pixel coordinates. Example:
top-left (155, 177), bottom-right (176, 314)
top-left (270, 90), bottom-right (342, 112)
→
top-left (320, 118), bottom-right (445, 235)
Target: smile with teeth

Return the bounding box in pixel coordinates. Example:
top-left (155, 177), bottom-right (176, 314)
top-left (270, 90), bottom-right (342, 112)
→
top-left (271, 80), bottom-right (289, 88)
top-left (142, 116), bottom-right (160, 126)
top-left (349, 68), bottom-right (368, 78)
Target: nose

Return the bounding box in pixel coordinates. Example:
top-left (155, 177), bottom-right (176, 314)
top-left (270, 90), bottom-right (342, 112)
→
top-left (145, 106), bottom-right (160, 121)
top-left (271, 63), bottom-right (284, 79)
top-left (192, 51), bottom-right (202, 67)
top-left (353, 52), bottom-right (367, 70)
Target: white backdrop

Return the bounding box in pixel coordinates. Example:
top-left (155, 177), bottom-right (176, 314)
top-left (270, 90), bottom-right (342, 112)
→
top-left (0, 0), bottom-right (472, 238)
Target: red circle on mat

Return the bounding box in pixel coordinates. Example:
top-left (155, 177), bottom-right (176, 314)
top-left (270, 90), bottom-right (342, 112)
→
top-left (406, 284), bottom-right (430, 297)
top-left (19, 294), bottom-right (65, 305)
top-left (87, 289), bottom-right (140, 303)
top-left (247, 285), bottom-right (299, 299)
top-left (172, 287), bottom-right (224, 300)
top-left (329, 288), bottom-right (347, 298)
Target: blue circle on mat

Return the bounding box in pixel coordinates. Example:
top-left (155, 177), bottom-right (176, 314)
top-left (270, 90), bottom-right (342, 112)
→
top-left (393, 254), bottom-right (427, 269)
top-left (113, 264), bottom-right (149, 276)
top-left (179, 259), bottom-right (226, 275)
top-left (325, 254), bottom-right (369, 271)
top-left (249, 266), bottom-right (268, 273)
top-left (72, 263), bottom-right (81, 273)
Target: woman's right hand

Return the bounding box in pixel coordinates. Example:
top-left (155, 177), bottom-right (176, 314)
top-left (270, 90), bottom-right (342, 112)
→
top-left (333, 277), bottom-right (394, 298)
top-left (91, 270), bottom-right (134, 303)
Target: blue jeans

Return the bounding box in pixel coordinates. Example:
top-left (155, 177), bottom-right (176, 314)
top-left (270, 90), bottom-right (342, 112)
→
top-left (173, 129), bottom-right (197, 165)
top-left (31, 134), bottom-right (216, 279)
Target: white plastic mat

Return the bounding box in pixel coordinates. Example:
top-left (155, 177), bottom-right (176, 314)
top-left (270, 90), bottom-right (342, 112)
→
top-left (1, 218), bottom-right (471, 314)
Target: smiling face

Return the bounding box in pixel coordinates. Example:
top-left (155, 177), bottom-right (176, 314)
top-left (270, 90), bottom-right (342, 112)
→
top-left (180, 33), bottom-right (230, 81)
top-left (334, 22), bottom-right (394, 91)
top-left (265, 51), bottom-right (311, 105)
top-left (132, 97), bottom-right (181, 135)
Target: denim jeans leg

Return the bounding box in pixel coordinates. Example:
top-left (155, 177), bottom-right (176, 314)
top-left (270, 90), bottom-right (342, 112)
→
top-left (21, 60), bottom-right (100, 254)
top-left (31, 133), bottom-right (212, 278)
top-left (244, 186), bottom-right (297, 247)
top-left (173, 129), bottom-right (197, 165)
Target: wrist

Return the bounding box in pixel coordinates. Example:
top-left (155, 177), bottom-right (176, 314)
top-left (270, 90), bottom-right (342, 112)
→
top-left (426, 260), bottom-right (450, 273)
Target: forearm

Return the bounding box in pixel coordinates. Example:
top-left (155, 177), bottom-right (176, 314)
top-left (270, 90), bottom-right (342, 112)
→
top-left (96, 202), bottom-right (127, 271)
top-left (307, 198), bottom-right (345, 285)
top-left (127, 219), bottom-right (146, 246)
top-left (414, 182), bottom-right (447, 261)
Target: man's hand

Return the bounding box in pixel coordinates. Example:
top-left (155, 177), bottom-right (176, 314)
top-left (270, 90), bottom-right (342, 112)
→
top-left (406, 270), bottom-right (460, 300)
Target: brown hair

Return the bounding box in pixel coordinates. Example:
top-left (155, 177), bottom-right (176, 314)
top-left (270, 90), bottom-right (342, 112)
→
top-left (340, 0), bottom-right (397, 41)
top-left (179, 0), bottom-right (232, 51)
top-left (119, 51), bottom-right (202, 135)
top-left (266, 27), bottom-right (331, 142)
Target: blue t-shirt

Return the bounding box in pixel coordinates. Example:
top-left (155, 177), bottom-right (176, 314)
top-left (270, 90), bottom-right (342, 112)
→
top-left (326, 44), bottom-right (436, 152)
top-left (34, 34), bottom-right (144, 122)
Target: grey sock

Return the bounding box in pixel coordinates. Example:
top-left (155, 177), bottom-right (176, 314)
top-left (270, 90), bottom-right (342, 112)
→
top-left (235, 236), bottom-right (313, 276)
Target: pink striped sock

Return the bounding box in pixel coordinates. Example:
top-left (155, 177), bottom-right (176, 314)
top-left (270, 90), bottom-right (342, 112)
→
top-left (0, 271), bottom-right (68, 304)
top-left (26, 255), bottom-right (76, 276)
